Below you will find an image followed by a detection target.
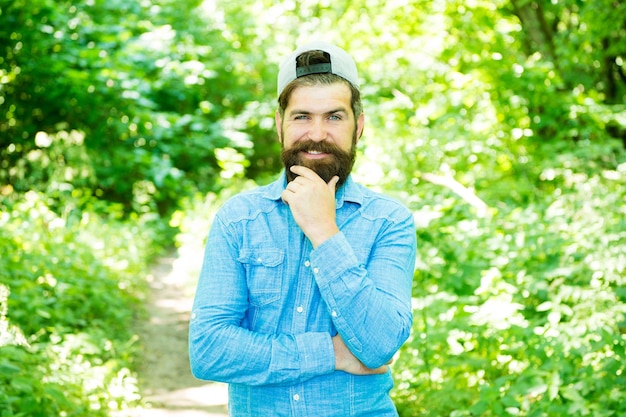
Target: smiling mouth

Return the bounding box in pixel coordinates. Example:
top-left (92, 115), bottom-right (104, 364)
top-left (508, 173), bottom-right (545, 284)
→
top-left (301, 150), bottom-right (329, 159)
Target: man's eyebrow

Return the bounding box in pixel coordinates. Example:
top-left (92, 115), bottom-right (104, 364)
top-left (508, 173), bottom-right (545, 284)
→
top-left (325, 107), bottom-right (348, 115)
top-left (288, 109), bottom-right (312, 116)
top-left (288, 108), bottom-right (348, 116)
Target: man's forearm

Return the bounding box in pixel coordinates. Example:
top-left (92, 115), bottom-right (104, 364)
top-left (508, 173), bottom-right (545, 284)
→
top-left (311, 219), bottom-right (416, 368)
top-left (189, 313), bottom-right (335, 385)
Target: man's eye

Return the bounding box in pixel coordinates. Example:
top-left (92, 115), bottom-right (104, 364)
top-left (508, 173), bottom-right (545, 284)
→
top-left (328, 114), bottom-right (342, 121)
top-left (294, 115), bottom-right (309, 120)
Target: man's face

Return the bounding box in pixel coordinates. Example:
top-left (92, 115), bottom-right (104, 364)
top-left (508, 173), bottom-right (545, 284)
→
top-left (275, 82), bottom-right (365, 186)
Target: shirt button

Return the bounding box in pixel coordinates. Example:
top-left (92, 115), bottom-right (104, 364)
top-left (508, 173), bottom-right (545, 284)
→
top-left (293, 394), bottom-right (300, 401)
top-left (296, 306), bottom-right (304, 313)
top-left (331, 310), bottom-right (337, 317)
top-left (313, 267), bottom-right (319, 274)
top-left (304, 260), bottom-right (311, 267)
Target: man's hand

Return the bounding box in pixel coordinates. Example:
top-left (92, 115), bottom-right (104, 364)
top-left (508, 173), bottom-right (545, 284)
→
top-left (332, 334), bottom-right (390, 376)
top-left (281, 165), bottom-right (340, 248)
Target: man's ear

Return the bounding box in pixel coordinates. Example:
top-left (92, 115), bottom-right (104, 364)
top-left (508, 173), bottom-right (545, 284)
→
top-left (275, 110), bottom-right (283, 143)
top-left (356, 113), bottom-right (365, 142)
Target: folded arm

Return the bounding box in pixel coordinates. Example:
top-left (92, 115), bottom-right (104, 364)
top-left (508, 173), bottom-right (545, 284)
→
top-left (311, 211), bottom-right (417, 369)
top-left (189, 216), bottom-right (336, 386)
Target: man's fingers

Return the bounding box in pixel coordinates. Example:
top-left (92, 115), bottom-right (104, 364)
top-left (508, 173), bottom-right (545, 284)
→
top-left (289, 165), bottom-right (322, 181)
top-left (362, 364), bottom-right (388, 375)
top-left (280, 190), bottom-right (292, 205)
top-left (376, 365), bottom-right (389, 374)
top-left (290, 166), bottom-right (341, 187)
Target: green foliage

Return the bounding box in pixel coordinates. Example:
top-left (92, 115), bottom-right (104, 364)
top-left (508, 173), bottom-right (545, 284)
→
top-left (0, 191), bottom-right (158, 416)
top-left (392, 146), bottom-right (626, 415)
top-left (0, 0), bottom-right (272, 216)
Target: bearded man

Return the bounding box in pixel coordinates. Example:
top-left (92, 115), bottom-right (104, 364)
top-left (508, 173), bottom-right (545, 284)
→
top-left (189, 41), bottom-right (417, 417)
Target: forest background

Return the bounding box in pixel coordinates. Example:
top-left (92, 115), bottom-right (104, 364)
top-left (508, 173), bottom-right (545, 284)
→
top-left (1, 0), bottom-right (625, 416)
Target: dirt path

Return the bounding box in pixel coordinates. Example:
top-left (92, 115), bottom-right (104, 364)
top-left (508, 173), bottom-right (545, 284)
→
top-left (127, 249), bottom-right (229, 417)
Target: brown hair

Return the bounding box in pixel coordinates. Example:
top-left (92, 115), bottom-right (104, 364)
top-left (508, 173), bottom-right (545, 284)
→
top-left (277, 50), bottom-right (363, 118)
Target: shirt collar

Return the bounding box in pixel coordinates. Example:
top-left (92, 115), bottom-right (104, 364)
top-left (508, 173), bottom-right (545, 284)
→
top-left (263, 171), bottom-right (364, 208)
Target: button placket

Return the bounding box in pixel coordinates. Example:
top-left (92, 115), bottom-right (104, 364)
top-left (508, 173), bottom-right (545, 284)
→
top-left (290, 385), bottom-right (305, 412)
top-left (294, 258), bottom-right (311, 317)
top-left (291, 256), bottom-right (313, 334)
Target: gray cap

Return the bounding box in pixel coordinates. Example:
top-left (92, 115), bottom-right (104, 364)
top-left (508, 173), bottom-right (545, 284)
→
top-left (277, 41), bottom-right (360, 97)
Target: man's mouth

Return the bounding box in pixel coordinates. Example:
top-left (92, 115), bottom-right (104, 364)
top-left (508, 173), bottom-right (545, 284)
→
top-left (301, 150), bottom-right (329, 159)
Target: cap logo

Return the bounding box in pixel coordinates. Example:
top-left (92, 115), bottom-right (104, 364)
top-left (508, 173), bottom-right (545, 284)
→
top-left (296, 62), bottom-right (332, 78)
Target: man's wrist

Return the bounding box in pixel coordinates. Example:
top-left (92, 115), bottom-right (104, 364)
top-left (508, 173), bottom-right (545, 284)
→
top-left (309, 225), bottom-right (340, 248)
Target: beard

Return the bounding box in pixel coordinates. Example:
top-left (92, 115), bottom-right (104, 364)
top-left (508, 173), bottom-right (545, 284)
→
top-left (281, 136), bottom-right (357, 188)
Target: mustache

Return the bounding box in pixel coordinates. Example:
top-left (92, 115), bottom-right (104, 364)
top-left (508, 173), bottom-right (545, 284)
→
top-left (286, 139), bottom-right (345, 155)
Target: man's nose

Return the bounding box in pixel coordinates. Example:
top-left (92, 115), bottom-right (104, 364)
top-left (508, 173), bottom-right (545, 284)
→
top-left (308, 119), bottom-right (328, 142)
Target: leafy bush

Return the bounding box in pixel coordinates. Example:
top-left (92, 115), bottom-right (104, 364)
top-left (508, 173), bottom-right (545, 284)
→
top-left (392, 141), bottom-right (626, 416)
top-left (0, 191), bottom-right (162, 416)
top-left (0, 0), bottom-right (275, 216)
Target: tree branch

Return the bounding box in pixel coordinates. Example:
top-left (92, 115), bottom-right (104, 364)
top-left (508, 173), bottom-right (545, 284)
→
top-left (421, 173), bottom-right (489, 217)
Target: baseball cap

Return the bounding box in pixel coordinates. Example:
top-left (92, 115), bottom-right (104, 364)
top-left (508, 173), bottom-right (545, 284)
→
top-left (277, 41), bottom-right (360, 97)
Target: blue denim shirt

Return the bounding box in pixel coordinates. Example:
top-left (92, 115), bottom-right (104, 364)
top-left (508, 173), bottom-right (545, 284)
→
top-left (189, 173), bottom-right (416, 416)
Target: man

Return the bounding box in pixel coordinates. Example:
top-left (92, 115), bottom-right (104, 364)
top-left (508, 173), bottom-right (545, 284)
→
top-left (189, 41), bottom-right (417, 416)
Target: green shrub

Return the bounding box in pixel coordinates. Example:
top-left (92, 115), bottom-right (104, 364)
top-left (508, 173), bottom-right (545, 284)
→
top-left (0, 191), bottom-right (161, 416)
top-left (392, 142), bottom-right (626, 416)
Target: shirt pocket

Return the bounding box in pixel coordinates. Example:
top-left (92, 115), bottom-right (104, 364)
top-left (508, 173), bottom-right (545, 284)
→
top-left (238, 248), bottom-right (285, 307)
